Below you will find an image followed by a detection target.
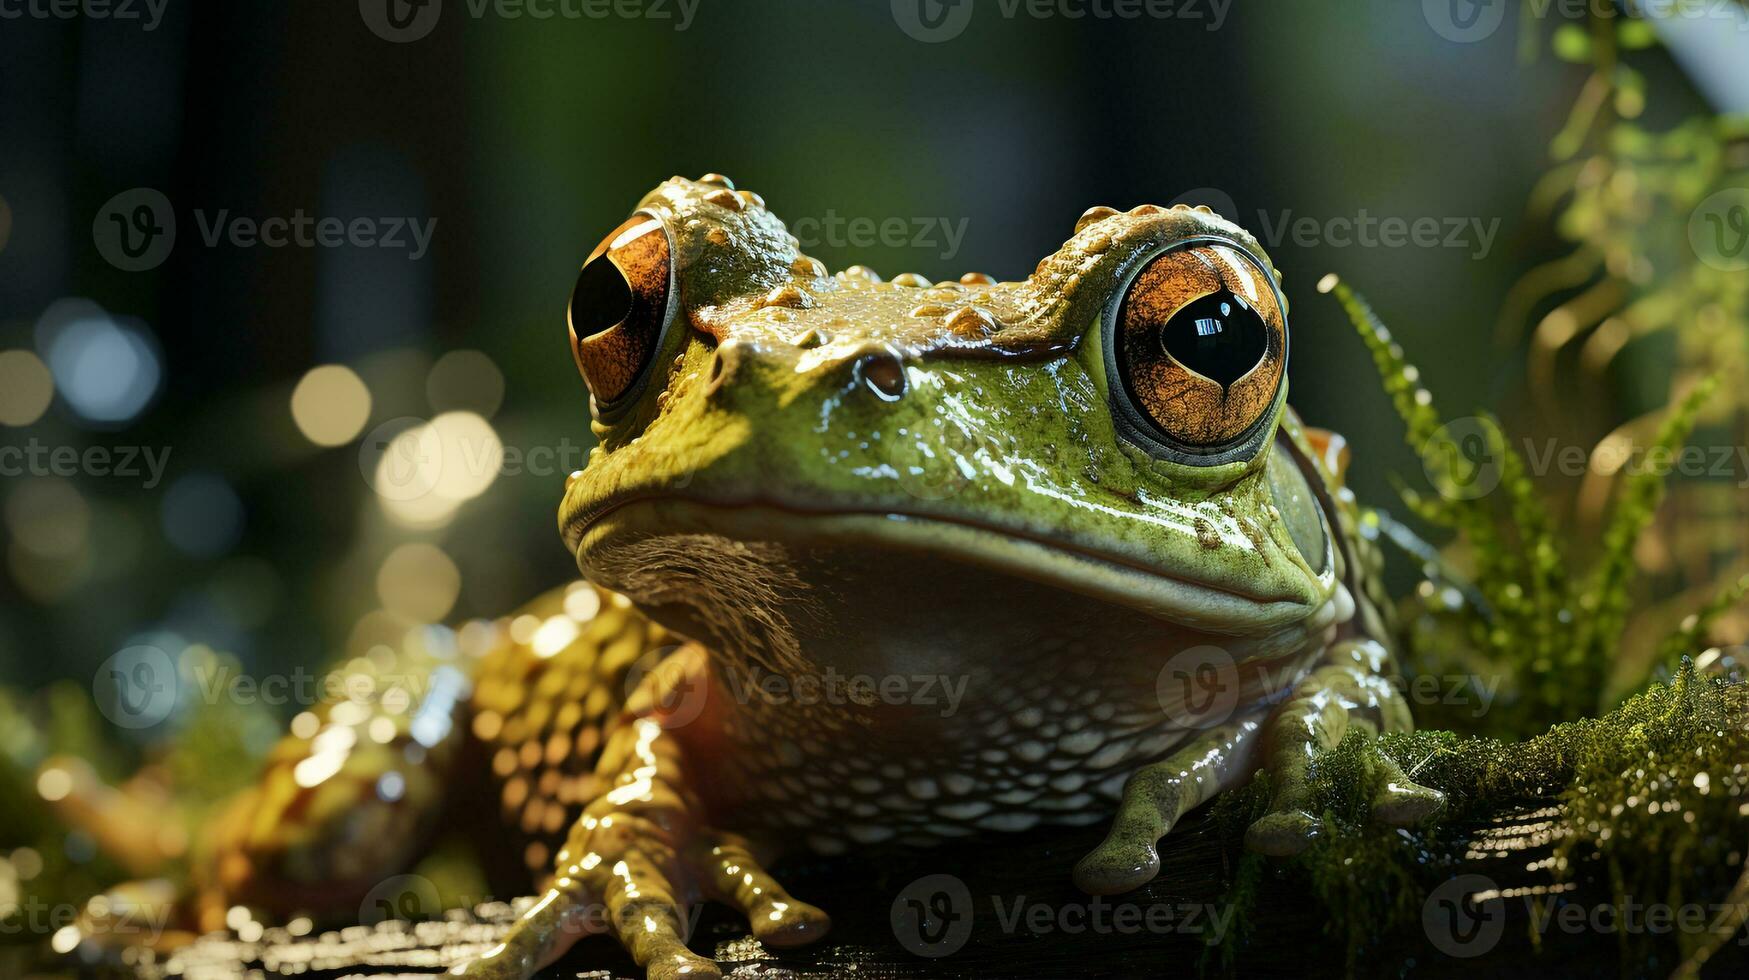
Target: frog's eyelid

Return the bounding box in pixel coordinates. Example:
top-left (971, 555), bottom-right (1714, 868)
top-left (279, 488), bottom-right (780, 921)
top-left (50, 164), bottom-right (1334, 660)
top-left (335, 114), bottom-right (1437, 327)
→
top-left (569, 211), bottom-right (680, 421)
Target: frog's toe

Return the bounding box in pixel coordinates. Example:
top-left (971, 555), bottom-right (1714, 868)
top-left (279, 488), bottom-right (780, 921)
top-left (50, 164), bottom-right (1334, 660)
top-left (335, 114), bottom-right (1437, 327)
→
top-left (449, 877), bottom-right (605, 979)
top-left (1243, 808), bottom-right (1323, 856)
top-left (692, 833), bottom-right (831, 948)
top-left (630, 913), bottom-right (721, 980)
top-left (1369, 753), bottom-right (1445, 826)
top-left (1374, 781), bottom-right (1445, 825)
top-left (1073, 824), bottom-right (1162, 895)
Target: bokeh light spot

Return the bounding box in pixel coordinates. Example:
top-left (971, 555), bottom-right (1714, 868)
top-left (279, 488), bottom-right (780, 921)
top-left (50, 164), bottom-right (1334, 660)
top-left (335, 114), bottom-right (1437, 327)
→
top-left (370, 412), bottom-right (501, 529)
top-left (0, 350), bottom-right (54, 426)
top-left (42, 313), bottom-right (161, 425)
top-left (6, 479), bottom-right (89, 559)
top-left (291, 364), bottom-right (372, 446)
top-left (427, 349), bottom-right (505, 418)
top-left (376, 542), bottom-right (461, 623)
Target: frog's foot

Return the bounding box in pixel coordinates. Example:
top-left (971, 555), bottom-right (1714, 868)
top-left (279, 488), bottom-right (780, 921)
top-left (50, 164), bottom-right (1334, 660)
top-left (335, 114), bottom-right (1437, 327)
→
top-left (1244, 639), bottom-right (1444, 856)
top-left (452, 817), bottom-right (826, 980)
top-left (1073, 714), bottom-right (1268, 894)
top-left (453, 647), bottom-right (828, 980)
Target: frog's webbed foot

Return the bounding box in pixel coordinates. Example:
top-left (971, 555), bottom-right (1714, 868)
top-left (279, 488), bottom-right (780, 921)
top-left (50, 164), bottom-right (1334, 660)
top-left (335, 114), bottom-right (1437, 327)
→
top-left (452, 649), bottom-right (828, 980)
top-left (1244, 639), bottom-right (1444, 856)
top-left (1073, 714), bottom-right (1268, 894)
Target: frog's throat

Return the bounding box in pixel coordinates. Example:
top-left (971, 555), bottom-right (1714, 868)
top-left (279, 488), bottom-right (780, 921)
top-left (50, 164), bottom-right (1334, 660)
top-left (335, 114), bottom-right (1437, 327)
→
top-left (572, 498), bottom-right (1332, 674)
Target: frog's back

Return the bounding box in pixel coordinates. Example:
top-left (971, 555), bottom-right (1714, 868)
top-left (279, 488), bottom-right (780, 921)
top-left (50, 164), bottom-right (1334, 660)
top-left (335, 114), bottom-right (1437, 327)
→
top-left (466, 581), bottom-right (675, 882)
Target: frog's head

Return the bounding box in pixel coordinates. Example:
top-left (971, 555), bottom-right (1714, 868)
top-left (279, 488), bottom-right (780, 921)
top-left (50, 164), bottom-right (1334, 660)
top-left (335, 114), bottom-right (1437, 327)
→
top-left (559, 176), bottom-right (1343, 681)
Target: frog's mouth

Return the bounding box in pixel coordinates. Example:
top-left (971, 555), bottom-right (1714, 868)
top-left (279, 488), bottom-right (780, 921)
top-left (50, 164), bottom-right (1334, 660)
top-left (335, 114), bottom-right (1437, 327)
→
top-left (567, 495), bottom-right (1333, 677)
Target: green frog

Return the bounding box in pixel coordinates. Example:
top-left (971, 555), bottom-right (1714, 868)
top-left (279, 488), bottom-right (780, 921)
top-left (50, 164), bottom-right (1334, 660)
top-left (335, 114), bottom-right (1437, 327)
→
top-left (73, 175), bottom-right (1444, 979)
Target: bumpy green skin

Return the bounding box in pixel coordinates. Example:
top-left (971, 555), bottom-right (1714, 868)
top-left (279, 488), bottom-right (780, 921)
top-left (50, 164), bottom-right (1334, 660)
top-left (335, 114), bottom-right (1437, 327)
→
top-left (144, 177), bottom-right (1446, 980)
top-left (563, 178), bottom-right (1329, 634)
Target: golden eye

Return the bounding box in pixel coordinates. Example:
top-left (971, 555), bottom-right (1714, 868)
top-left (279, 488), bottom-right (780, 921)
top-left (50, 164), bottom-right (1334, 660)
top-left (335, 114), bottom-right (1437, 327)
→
top-left (1111, 239), bottom-right (1287, 457)
top-left (568, 212), bottom-right (675, 412)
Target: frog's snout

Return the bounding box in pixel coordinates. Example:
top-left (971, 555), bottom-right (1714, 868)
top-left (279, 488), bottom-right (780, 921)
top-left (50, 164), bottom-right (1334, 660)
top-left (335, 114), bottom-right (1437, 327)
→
top-left (702, 337), bottom-right (910, 405)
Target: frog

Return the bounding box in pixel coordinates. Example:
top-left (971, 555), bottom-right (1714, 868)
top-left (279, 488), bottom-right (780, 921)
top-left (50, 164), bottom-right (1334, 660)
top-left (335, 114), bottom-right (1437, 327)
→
top-left (55, 174), bottom-right (1444, 980)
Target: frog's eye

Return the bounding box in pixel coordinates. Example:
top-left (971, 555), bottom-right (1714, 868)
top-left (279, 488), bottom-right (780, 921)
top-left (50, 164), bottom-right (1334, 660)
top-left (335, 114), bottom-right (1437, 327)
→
top-left (1108, 238), bottom-right (1287, 463)
top-left (568, 212), bottom-right (676, 415)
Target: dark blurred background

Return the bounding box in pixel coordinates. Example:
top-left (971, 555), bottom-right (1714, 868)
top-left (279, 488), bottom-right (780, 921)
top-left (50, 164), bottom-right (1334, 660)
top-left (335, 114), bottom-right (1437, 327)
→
top-left (0, 0), bottom-right (1720, 707)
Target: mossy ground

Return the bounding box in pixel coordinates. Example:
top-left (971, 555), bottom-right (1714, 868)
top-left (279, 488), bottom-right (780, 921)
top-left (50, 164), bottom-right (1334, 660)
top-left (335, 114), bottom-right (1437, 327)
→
top-left (1195, 282), bottom-right (1749, 977)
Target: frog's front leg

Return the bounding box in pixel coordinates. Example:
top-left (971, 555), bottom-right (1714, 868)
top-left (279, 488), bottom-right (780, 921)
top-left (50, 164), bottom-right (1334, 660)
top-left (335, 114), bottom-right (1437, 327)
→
top-left (453, 644), bottom-right (829, 980)
top-left (1242, 638), bottom-right (1444, 855)
top-left (1073, 712), bottom-right (1269, 894)
top-left (1074, 639), bottom-right (1444, 893)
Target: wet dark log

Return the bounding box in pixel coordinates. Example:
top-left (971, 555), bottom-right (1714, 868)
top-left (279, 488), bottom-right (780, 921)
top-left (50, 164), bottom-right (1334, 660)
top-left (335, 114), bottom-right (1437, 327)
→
top-left (95, 800), bottom-right (1742, 980)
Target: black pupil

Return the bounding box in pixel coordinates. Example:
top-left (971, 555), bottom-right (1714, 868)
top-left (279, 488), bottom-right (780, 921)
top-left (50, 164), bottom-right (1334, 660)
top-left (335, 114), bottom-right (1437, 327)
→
top-left (570, 256), bottom-right (633, 338)
top-left (1159, 289), bottom-right (1268, 390)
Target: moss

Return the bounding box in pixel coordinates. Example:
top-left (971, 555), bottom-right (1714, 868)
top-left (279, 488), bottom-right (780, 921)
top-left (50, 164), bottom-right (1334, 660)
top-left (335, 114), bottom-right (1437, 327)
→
top-left (1203, 280), bottom-right (1748, 976)
top-left (1206, 666), bottom-right (1747, 974)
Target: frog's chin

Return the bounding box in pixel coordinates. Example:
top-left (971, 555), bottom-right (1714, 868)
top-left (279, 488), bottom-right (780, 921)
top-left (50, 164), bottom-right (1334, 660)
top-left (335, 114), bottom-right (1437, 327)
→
top-left (572, 497), bottom-right (1335, 677)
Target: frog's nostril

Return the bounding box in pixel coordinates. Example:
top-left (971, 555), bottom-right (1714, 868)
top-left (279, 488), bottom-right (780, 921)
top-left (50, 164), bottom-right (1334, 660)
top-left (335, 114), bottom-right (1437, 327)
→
top-left (704, 342), bottom-right (738, 396)
top-left (854, 348), bottom-right (907, 402)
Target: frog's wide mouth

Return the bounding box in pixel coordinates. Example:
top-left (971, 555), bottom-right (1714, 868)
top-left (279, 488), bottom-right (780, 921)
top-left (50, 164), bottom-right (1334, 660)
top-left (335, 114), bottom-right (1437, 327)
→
top-left (566, 494), bottom-right (1327, 636)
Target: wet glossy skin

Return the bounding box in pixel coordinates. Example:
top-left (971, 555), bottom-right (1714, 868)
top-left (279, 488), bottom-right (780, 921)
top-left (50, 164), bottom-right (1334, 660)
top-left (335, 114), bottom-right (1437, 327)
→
top-left (83, 177), bottom-right (1442, 980)
top-left (446, 177), bottom-right (1441, 979)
